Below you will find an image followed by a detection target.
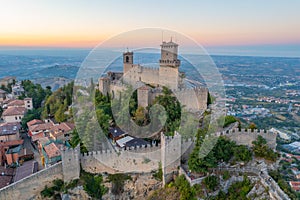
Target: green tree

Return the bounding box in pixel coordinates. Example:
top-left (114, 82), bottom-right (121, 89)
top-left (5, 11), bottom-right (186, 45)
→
top-left (252, 135), bottom-right (278, 161)
top-left (153, 86), bottom-right (182, 135)
top-left (21, 108), bottom-right (42, 129)
top-left (96, 109), bottom-right (111, 134)
top-left (174, 175), bottom-right (196, 200)
top-left (107, 174), bottom-right (131, 196)
top-left (41, 81), bottom-right (73, 121)
top-left (133, 106), bottom-right (147, 126)
top-left (233, 145), bottom-right (252, 162)
top-left (214, 137), bottom-right (235, 162)
top-left (188, 132), bottom-right (217, 173)
top-left (203, 175), bottom-right (219, 191)
top-left (248, 122), bottom-right (257, 131)
top-left (83, 174), bottom-right (107, 199)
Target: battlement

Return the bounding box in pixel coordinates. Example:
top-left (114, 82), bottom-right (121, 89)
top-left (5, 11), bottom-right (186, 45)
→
top-left (216, 128), bottom-right (277, 136)
top-left (172, 87), bottom-right (203, 93)
top-left (217, 128), bottom-right (277, 149)
top-left (81, 142), bottom-right (161, 158)
top-left (140, 66), bottom-right (159, 72)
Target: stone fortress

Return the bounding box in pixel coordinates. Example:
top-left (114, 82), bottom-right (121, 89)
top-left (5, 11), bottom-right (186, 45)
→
top-left (99, 39), bottom-right (208, 112)
top-left (0, 127), bottom-right (278, 200)
top-left (0, 41), bottom-right (280, 200)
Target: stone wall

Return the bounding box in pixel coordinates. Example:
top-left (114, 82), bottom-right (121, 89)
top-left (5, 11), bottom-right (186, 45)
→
top-left (123, 65), bottom-right (159, 86)
top-left (81, 132), bottom-right (194, 186)
top-left (159, 66), bottom-right (179, 90)
top-left (0, 162), bottom-right (63, 200)
top-left (217, 128), bottom-right (277, 149)
top-left (81, 145), bottom-right (161, 174)
top-left (174, 87), bottom-right (208, 112)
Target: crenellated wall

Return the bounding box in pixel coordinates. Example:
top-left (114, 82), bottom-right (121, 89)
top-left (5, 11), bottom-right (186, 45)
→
top-left (81, 133), bottom-right (194, 179)
top-left (0, 127), bottom-right (278, 198)
top-left (81, 143), bottom-right (161, 174)
top-left (0, 162), bottom-right (63, 200)
top-left (216, 128), bottom-right (277, 149)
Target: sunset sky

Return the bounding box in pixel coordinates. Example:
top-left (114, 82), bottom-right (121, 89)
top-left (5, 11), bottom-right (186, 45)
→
top-left (1, 0), bottom-right (300, 49)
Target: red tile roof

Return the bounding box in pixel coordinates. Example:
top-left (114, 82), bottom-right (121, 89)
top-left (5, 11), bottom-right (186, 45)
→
top-left (29, 122), bottom-right (54, 133)
top-left (289, 181), bottom-right (300, 191)
top-left (0, 140), bottom-right (24, 148)
top-left (7, 100), bottom-right (24, 107)
top-left (43, 143), bottom-right (61, 158)
top-left (27, 119), bottom-right (43, 127)
top-left (50, 122), bottom-right (75, 133)
top-left (31, 132), bottom-right (46, 142)
top-left (2, 107), bottom-right (26, 116)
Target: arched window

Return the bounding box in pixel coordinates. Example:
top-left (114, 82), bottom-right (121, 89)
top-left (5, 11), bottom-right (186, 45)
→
top-left (126, 56), bottom-right (129, 63)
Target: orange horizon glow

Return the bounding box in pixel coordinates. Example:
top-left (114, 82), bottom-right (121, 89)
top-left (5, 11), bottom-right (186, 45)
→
top-left (1, 33), bottom-right (300, 49)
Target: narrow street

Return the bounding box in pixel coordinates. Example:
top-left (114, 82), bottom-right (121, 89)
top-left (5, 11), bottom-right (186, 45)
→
top-left (21, 132), bottom-right (44, 170)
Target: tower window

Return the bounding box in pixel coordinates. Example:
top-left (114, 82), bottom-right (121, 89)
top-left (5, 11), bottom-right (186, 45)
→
top-left (126, 56), bottom-right (129, 63)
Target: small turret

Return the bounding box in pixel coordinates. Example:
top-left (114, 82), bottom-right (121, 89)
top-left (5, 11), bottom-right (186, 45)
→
top-left (123, 51), bottom-right (134, 74)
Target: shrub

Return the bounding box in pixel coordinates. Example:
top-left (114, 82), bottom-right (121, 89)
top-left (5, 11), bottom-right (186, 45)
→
top-left (203, 175), bottom-right (219, 191)
top-left (107, 174), bottom-right (131, 195)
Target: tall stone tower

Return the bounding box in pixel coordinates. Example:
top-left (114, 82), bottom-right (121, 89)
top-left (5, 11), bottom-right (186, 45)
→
top-left (161, 132), bottom-right (181, 185)
top-left (61, 145), bottom-right (80, 183)
top-left (99, 77), bottom-right (110, 95)
top-left (137, 85), bottom-right (150, 108)
top-left (123, 51), bottom-right (134, 74)
top-left (159, 39), bottom-right (181, 90)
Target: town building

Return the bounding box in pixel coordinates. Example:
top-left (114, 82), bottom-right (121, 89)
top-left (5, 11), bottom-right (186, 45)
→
top-left (289, 181), bottom-right (300, 192)
top-left (11, 84), bottom-right (25, 98)
top-left (1, 98), bottom-right (33, 123)
top-left (49, 122), bottom-right (75, 141)
top-left (0, 76), bottom-right (16, 88)
top-left (0, 89), bottom-right (7, 102)
top-left (0, 122), bottom-right (21, 143)
top-left (1, 107), bottom-right (26, 123)
top-left (27, 120), bottom-right (55, 137)
top-left (0, 140), bottom-right (24, 166)
top-left (109, 127), bottom-right (127, 142)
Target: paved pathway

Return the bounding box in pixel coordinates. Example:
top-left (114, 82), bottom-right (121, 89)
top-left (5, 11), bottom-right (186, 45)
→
top-left (21, 132), bottom-right (44, 170)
